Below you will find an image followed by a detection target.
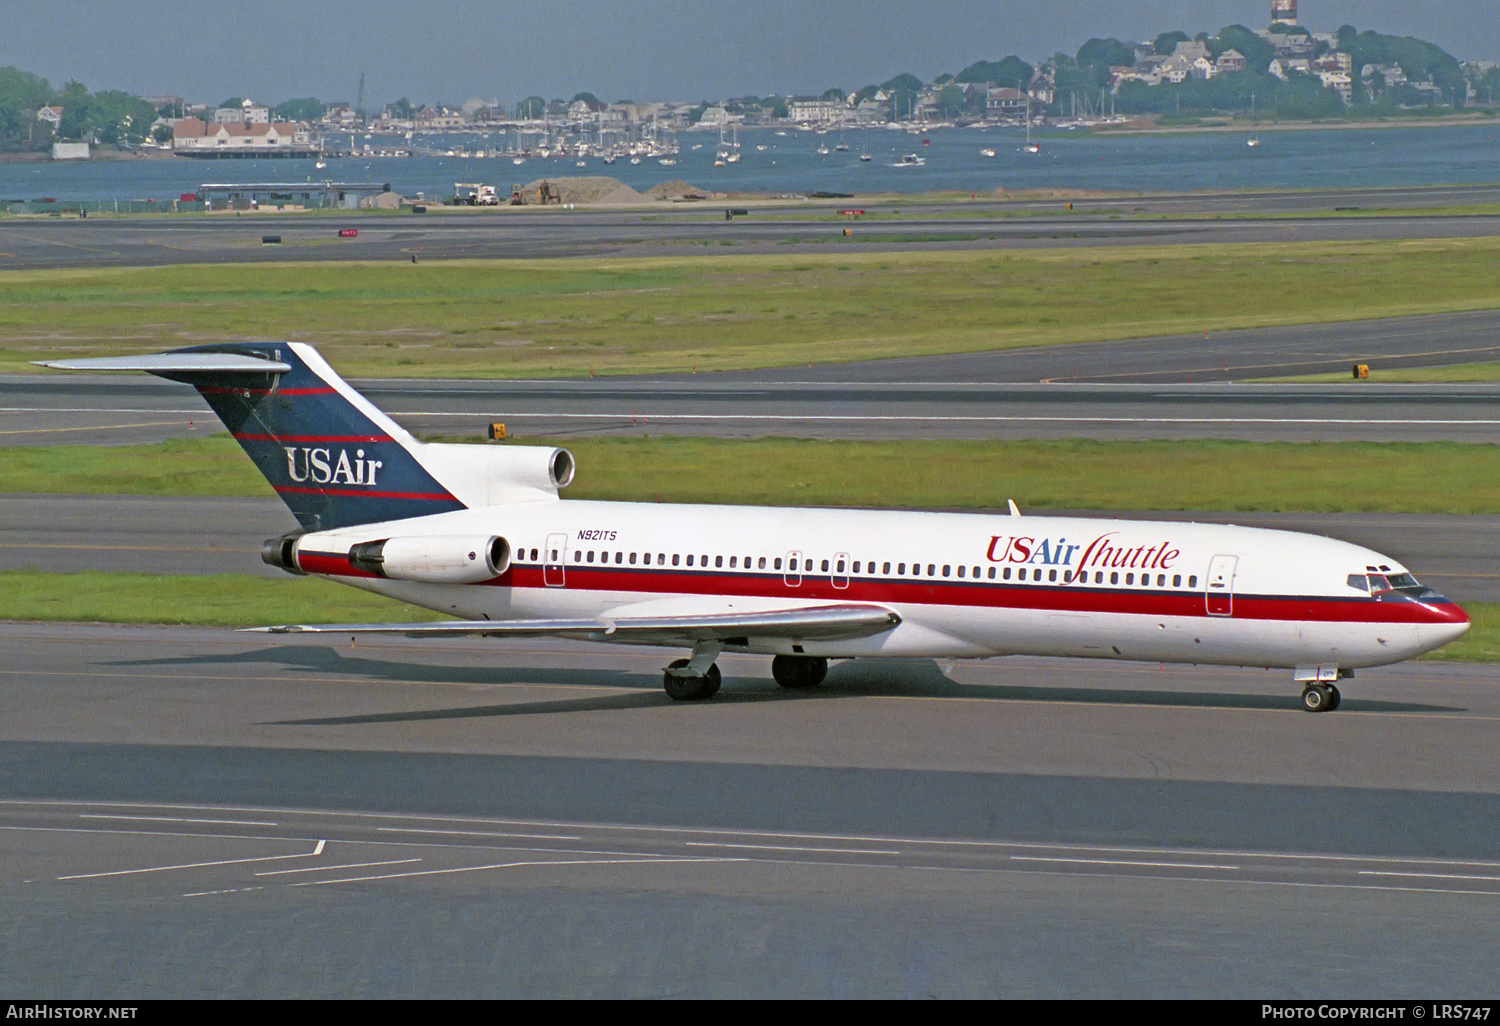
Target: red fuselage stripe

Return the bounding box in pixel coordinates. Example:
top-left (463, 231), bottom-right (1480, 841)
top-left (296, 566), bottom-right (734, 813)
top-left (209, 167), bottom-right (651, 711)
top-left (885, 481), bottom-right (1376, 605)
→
top-left (297, 558), bottom-right (1463, 625)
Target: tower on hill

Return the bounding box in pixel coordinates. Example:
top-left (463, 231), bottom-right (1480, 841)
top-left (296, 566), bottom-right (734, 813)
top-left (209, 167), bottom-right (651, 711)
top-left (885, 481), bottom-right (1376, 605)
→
top-left (1272, 0), bottom-right (1298, 26)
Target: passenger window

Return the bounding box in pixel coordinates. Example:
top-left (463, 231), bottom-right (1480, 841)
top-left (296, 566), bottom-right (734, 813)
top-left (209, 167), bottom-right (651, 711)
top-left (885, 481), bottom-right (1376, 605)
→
top-left (821, 559), bottom-right (830, 572)
top-left (629, 552), bottom-right (637, 564)
top-left (701, 555), bottom-right (708, 567)
top-left (657, 554), bottom-right (666, 565)
top-left (1003, 567), bottom-right (1012, 580)
top-left (573, 552), bottom-right (582, 562)
top-left (987, 567), bottom-right (996, 579)
top-left (1034, 569), bottom-right (1043, 581)
top-left (1172, 574), bottom-right (1181, 587)
top-left (672, 554), bottom-right (680, 566)
top-left (896, 563), bottom-right (905, 574)
top-left (928, 564), bottom-right (936, 576)
top-left (758, 556), bottom-right (766, 569)
top-left (1049, 569), bottom-right (1057, 582)
top-left (774, 558), bottom-right (782, 570)
top-left (942, 565), bottom-right (950, 577)
top-left (1157, 574), bottom-right (1165, 586)
top-left (1095, 572), bottom-right (1103, 584)
top-left (1110, 572), bottom-right (1118, 585)
top-left (957, 566), bottom-right (965, 578)
top-left (1189, 575), bottom-right (1198, 588)
top-left (836, 559), bottom-right (845, 573)
top-left (973, 566), bottom-right (980, 579)
top-left (1125, 573), bottom-right (1134, 584)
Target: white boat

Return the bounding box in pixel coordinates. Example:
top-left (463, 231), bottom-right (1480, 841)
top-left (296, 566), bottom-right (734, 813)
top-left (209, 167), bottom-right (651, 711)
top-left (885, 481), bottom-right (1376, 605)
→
top-left (658, 157), bottom-right (676, 166)
top-left (1247, 136), bottom-right (1260, 148)
top-left (890, 153), bottom-right (925, 167)
top-left (979, 148), bottom-right (996, 158)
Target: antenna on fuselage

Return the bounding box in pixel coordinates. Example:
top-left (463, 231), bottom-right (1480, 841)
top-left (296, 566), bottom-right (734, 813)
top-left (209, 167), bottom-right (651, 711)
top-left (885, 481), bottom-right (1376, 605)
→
top-left (1008, 500), bottom-right (1021, 516)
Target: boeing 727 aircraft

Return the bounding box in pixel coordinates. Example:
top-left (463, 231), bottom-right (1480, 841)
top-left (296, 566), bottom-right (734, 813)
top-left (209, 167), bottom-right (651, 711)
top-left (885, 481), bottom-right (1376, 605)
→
top-left (41, 343), bottom-right (1469, 712)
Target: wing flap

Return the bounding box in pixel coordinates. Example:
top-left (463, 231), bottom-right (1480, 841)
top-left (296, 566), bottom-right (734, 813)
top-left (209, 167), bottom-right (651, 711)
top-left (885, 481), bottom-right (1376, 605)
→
top-left (245, 603), bottom-right (900, 643)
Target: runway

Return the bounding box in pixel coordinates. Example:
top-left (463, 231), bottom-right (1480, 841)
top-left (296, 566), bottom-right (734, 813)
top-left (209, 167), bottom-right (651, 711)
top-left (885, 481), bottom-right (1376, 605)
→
top-left (4, 189), bottom-right (1500, 268)
top-left (6, 310), bottom-right (1500, 446)
top-left (0, 623), bottom-right (1496, 996)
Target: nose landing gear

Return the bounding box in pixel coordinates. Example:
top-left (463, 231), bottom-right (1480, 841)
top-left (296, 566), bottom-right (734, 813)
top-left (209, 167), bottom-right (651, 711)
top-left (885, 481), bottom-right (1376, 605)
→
top-left (1301, 683), bottom-right (1342, 713)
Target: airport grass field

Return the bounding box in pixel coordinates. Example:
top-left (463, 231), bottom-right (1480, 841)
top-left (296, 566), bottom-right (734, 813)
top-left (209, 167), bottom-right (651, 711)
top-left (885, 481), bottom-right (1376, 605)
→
top-left (3, 435), bottom-right (1498, 513)
top-left (4, 237), bottom-right (1500, 377)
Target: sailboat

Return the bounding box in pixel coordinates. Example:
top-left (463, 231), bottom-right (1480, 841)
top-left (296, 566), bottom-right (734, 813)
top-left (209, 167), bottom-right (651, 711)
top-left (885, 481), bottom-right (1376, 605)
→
top-left (1022, 111), bottom-right (1040, 154)
top-left (725, 124), bottom-right (741, 163)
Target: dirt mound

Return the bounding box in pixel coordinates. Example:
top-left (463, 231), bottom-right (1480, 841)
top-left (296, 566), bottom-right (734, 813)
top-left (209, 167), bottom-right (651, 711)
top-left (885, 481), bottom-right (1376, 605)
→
top-left (647, 179), bottom-right (708, 200)
top-left (520, 175), bottom-right (646, 205)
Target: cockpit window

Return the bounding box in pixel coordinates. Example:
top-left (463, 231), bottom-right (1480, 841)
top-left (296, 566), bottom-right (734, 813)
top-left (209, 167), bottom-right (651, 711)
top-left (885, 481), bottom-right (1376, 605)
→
top-left (1350, 570), bottom-right (1427, 597)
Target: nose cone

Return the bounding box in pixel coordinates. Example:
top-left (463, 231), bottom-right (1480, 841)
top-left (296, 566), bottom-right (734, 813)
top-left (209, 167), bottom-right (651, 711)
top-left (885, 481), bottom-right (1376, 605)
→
top-left (1418, 593), bottom-right (1470, 651)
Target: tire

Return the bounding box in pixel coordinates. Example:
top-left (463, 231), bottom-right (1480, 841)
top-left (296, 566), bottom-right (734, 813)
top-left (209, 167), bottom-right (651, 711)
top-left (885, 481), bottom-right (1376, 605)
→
top-left (1325, 684), bottom-right (1341, 711)
top-left (772, 655), bottom-right (828, 689)
top-left (1301, 685), bottom-right (1329, 713)
top-left (663, 658), bottom-right (717, 701)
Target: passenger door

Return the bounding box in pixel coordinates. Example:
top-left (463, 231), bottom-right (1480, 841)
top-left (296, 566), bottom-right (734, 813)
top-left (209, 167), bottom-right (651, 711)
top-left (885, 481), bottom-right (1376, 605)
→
top-left (784, 550), bottom-right (803, 588)
top-left (1206, 554), bottom-right (1237, 616)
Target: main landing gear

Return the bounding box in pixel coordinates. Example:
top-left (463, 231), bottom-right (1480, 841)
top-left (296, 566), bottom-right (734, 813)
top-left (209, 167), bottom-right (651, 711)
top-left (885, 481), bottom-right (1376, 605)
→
top-left (771, 655), bottom-right (827, 689)
top-left (663, 658), bottom-right (721, 701)
top-left (1301, 683), bottom-right (1342, 713)
top-left (661, 647), bottom-right (832, 701)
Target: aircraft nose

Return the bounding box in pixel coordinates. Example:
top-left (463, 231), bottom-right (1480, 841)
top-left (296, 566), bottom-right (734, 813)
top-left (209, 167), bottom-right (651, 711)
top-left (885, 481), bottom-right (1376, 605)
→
top-left (1419, 593), bottom-right (1470, 647)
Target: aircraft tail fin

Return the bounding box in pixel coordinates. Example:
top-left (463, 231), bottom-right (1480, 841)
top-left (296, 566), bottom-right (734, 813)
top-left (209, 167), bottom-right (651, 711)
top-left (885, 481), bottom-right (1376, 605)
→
top-left (39, 342), bottom-right (469, 531)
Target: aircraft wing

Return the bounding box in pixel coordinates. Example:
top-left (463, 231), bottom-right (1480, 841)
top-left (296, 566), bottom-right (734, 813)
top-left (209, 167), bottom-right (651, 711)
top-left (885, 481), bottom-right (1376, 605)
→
top-left (244, 603), bottom-right (900, 645)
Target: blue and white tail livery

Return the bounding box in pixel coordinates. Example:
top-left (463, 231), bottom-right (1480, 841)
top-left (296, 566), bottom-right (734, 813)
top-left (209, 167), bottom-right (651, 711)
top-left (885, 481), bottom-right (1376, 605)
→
top-left (39, 342), bottom-right (1468, 710)
top-left (41, 342), bottom-right (573, 531)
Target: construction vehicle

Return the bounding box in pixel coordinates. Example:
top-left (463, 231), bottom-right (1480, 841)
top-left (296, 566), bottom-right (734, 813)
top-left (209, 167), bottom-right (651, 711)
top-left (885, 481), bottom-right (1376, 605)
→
top-left (453, 183), bottom-right (500, 206)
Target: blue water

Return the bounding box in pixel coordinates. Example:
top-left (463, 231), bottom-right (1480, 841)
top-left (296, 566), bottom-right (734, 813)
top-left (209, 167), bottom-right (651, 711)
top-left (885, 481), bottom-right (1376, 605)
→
top-left (4, 124), bottom-right (1498, 202)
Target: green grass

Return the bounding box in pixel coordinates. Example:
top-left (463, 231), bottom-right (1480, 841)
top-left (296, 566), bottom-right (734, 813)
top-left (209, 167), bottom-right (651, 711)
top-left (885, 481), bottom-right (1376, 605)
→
top-left (0, 568), bottom-right (443, 626)
top-left (0, 567), bottom-right (1489, 661)
top-left (4, 435), bottom-right (1499, 514)
top-left (6, 237), bottom-right (1500, 377)
top-left (1255, 361), bottom-right (1500, 384)
top-left (1419, 602), bottom-right (1500, 662)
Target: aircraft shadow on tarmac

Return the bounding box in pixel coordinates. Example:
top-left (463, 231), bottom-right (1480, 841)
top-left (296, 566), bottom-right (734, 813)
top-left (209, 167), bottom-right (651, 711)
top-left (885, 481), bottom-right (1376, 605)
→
top-left (108, 645), bottom-right (1458, 721)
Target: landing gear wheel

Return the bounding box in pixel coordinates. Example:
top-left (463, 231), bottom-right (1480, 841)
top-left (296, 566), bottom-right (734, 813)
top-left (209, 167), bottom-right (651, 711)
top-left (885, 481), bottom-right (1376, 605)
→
top-left (663, 659), bottom-right (721, 701)
top-left (772, 655), bottom-right (828, 689)
top-left (1301, 685), bottom-right (1333, 713)
top-left (1325, 684), bottom-right (1341, 711)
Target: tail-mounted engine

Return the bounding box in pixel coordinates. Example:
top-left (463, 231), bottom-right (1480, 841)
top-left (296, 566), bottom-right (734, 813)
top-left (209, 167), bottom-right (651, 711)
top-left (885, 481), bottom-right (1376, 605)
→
top-left (346, 535), bottom-right (511, 584)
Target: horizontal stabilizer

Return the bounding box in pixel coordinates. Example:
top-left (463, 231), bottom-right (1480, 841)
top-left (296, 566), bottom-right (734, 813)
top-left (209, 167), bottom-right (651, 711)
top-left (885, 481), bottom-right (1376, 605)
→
top-left (245, 603), bottom-right (901, 644)
top-left (34, 354), bottom-right (292, 374)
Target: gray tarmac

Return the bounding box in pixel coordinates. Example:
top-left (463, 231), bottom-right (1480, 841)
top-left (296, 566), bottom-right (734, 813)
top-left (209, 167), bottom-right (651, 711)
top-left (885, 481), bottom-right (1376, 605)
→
top-left (7, 308), bottom-right (1500, 446)
top-left (4, 185), bottom-right (1500, 268)
top-left (0, 622), bottom-right (1496, 997)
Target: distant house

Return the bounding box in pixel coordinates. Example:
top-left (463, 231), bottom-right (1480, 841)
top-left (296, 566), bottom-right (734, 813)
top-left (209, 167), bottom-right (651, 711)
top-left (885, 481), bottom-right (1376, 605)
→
top-left (171, 118), bottom-right (313, 153)
top-left (36, 105), bottom-right (64, 129)
top-left (1215, 49), bottom-right (1247, 74)
top-left (1319, 71), bottom-right (1353, 104)
top-left (787, 97), bottom-right (842, 123)
top-left (985, 88), bottom-right (1030, 117)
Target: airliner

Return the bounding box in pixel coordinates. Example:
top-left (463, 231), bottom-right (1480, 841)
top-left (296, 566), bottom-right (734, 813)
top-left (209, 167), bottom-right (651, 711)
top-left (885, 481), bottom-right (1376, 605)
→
top-left (41, 343), bottom-right (1470, 713)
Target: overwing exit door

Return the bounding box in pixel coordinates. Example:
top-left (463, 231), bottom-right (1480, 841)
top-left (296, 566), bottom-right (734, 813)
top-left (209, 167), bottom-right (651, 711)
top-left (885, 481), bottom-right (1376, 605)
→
top-left (544, 533), bottom-right (568, 587)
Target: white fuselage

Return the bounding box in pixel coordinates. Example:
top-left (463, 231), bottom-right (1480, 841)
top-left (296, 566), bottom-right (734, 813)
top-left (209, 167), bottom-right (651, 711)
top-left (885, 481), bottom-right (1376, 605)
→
top-left (291, 498), bottom-right (1470, 672)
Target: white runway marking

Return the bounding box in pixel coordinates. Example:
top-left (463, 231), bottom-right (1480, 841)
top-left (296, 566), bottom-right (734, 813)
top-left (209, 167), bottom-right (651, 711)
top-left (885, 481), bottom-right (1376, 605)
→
top-left (1011, 855), bottom-right (1241, 870)
top-left (58, 839), bottom-right (325, 880)
top-left (79, 813), bottom-right (279, 827)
